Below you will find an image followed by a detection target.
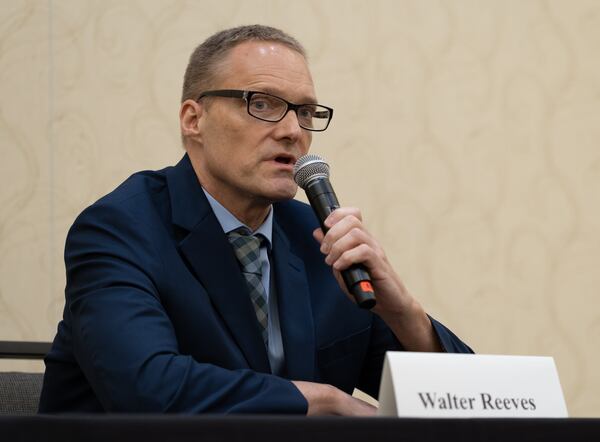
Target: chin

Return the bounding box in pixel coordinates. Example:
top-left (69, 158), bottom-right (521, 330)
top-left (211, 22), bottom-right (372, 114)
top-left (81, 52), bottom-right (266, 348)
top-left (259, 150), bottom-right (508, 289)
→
top-left (264, 182), bottom-right (298, 203)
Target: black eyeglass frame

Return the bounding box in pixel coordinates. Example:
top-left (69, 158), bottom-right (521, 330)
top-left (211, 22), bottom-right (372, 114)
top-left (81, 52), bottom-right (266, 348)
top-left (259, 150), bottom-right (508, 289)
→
top-left (196, 89), bottom-right (334, 132)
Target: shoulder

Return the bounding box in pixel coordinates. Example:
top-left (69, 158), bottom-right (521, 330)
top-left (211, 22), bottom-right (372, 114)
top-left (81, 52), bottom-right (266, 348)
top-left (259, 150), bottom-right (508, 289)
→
top-left (92, 167), bottom-right (171, 212)
top-left (67, 166), bottom-right (173, 248)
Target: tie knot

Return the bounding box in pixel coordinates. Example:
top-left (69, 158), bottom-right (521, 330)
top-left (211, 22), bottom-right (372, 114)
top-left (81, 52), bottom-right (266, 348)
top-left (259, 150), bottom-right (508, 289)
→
top-left (227, 228), bottom-right (264, 274)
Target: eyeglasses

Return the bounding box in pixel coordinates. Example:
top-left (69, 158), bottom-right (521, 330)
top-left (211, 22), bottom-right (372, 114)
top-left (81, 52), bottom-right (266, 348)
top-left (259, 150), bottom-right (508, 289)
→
top-left (196, 89), bottom-right (334, 132)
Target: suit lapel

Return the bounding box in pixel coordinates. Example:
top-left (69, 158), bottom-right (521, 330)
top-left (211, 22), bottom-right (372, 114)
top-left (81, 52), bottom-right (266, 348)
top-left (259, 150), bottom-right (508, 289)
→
top-left (167, 155), bottom-right (270, 373)
top-left (272, 219), bottom-right (316, 381)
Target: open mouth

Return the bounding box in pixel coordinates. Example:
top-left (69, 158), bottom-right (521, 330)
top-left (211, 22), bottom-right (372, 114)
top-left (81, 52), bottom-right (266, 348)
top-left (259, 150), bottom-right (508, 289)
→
top-left (273, 155), bottom-right (295, 165)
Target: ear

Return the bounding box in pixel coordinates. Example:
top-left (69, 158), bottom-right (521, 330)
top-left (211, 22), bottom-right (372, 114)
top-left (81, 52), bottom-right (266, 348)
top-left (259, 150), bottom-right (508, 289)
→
top-left (180, 99), bottom-right (203, 139)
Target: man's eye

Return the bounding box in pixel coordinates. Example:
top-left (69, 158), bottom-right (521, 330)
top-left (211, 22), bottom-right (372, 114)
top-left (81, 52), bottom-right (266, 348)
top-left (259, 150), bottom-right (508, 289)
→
top-left (299, 107), bottom-right (315, 119)
top-left (251, 96), bottom-right (280, 111)
top-left (252, 100), bottom-right (268, 110)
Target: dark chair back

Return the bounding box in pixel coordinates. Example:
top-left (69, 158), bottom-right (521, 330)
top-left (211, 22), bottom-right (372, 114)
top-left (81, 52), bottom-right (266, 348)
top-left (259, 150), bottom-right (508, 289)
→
top-left (0, 341), bottom-right (51, 415)
top-left (0, 372), bottom-right (44, 415)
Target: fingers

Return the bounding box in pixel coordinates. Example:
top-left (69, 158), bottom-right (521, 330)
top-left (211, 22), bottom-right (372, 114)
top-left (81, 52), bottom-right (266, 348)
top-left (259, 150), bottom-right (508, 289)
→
top-left (332, 243), bottom-right (383, 272)
top-left (320, 209), bottom-right (364, 254)
top-left (325, 230), bottom-right (371, 269)
top-left (323, 207), bottom-right (362, 229)
top-left (317, 208), bottom-right (385, 273)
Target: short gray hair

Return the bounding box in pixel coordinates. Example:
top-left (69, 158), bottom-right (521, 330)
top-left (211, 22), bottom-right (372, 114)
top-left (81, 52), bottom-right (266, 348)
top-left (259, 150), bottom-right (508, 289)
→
top-left (181, 25), bottom-right (306, 103)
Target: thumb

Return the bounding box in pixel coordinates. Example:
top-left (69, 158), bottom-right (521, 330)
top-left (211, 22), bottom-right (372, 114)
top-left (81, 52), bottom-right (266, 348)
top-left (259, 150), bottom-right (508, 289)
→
top-left (313, 228), bottom-right (324, 244)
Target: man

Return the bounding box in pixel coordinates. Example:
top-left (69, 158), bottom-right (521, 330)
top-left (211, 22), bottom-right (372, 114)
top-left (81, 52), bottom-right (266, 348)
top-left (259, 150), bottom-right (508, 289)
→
top-left (39, 25), bottom-right (471, 415)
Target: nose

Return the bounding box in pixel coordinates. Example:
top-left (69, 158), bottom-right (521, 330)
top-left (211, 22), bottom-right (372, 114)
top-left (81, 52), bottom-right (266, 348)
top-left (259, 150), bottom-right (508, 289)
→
top-left (273, 108), bottom-right (304, 142)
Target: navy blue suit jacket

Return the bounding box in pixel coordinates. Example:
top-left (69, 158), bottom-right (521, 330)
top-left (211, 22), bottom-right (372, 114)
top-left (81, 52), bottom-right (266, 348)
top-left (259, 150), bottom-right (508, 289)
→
top-left (39, 154), bottom-right (471, 414)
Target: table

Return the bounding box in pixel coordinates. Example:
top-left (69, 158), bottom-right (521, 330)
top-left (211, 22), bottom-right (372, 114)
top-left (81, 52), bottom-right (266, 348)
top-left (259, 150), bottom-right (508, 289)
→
top-left (1, 415), bottom-right (599, 441)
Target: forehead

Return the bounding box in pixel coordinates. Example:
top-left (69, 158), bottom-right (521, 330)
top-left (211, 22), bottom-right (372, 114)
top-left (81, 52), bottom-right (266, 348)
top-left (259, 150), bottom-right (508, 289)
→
top-left (216, 41), bottom-right (316, 102)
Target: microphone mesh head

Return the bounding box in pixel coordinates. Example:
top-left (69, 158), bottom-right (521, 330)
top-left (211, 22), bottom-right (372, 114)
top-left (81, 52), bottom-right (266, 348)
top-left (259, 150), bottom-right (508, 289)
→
top-left (293, 154), bottom-right (330, 189)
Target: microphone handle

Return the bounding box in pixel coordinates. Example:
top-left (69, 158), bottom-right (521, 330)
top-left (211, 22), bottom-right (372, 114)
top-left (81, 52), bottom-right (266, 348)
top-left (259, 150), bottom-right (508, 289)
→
top-left (305, 178), bottom-right (376, 310)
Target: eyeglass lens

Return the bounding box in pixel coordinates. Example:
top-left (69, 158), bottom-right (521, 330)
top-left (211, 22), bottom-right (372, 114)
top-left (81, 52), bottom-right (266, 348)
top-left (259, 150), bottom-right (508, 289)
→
top-left (248, 93), bottom-right (330, 131)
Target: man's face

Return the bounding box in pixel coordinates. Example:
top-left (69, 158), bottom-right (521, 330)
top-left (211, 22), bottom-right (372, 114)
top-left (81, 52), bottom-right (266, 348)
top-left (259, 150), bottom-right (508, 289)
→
top-left (188, 41), bottom-right (316, 209)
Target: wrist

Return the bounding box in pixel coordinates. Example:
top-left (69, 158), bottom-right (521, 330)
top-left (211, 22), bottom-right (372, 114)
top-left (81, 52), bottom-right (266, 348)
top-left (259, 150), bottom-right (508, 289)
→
top-left (377, 297), bottom-right (441, 352)
top-left (317, 383), bottom-right (342, 415)
top-left (292, 381), bottom-right (342, 415)
top-left (373, 289), bottom-right (418, 325)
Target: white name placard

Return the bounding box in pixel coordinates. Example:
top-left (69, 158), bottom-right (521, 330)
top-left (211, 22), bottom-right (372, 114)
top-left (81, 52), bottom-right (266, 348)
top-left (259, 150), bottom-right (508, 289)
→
top-left (378, 352), bottom-right (568, 418)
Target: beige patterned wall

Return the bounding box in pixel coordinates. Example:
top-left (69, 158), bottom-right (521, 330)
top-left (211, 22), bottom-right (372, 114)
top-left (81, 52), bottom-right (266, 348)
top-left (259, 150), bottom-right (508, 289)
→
top-left (1, 0), bottom-right (599, 417)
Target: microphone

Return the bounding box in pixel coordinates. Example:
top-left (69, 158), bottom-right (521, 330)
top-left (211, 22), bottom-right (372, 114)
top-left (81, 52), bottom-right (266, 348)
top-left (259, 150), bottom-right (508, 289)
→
top-left (293, 154), bottom-right (376, 310)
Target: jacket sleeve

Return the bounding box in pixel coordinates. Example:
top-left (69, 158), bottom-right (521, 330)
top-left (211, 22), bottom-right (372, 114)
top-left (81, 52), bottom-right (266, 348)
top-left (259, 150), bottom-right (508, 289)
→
top-left (430, 316), bottom-right (474, 354)
top-left (65, 201), bottom-right (307, 414)
top-left (357, 314), bottom-right (473, 399)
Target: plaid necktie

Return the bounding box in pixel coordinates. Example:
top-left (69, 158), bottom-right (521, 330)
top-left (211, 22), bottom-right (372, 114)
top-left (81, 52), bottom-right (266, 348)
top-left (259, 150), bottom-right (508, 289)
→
top-left (227, 227), bottom-right (269, 347)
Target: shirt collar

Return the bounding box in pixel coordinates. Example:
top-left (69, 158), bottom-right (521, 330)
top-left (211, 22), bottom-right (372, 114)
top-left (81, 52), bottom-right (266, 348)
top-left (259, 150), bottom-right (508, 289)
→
top-left (202, 187), bottom-right (273, 248)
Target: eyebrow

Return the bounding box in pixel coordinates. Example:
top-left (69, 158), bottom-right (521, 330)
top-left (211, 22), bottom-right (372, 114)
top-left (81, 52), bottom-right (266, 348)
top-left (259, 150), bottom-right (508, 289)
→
top-left (259, 87), bottom-right (318, 104)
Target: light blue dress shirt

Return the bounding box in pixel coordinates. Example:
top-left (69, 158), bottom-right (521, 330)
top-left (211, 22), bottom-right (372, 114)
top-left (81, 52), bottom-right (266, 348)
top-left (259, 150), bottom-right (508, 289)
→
top-left (202, 188), bottom-right (285, 375)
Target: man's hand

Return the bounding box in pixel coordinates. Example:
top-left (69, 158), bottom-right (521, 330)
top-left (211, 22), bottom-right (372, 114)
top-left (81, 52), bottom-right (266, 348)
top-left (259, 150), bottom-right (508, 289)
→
top-left (292, 381), bottom-right (377, 416)
top-left (313, 207), bottom-right (442, 352)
